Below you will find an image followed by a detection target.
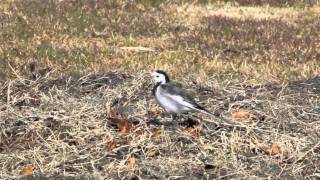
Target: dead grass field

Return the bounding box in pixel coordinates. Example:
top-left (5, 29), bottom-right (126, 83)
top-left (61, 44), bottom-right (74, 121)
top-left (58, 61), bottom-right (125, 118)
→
top-left (0, 0), bottom-right (320, 179)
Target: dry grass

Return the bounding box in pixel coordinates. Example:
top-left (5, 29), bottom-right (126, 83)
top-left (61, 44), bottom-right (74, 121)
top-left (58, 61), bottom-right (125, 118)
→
top-left (0, 0), bottom-right (320, 179)
top-left (0, 73), bottom-right (319, 179)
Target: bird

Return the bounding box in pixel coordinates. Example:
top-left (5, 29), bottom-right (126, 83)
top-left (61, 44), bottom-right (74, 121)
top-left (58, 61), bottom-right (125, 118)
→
top-left (151, 70), bottom-right (215, 120)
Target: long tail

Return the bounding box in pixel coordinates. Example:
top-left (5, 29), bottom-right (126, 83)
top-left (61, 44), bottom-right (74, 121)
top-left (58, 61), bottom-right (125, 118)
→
top-left (198, 108), bottom-right (215, 117)
top-left (192, 104), bottom-right (215, 116)
top-left (194, 106), bottom-right (238, 125)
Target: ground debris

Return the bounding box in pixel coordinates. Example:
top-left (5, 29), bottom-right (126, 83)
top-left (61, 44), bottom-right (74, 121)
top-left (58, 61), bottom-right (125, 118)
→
top-left (0, 73), bottom-right (319, 179)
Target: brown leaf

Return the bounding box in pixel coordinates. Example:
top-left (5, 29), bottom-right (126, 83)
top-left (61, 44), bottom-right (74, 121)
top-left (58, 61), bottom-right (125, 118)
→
top-left (147, 108), bottom-right (161, 117)
top-left (108, 110), bottom-right (132, 135)
top-left (20, 165), bottom-right (34, 176)
top-left (271, 145), bottom-right (282, 154)
top-left (231, 111), bottom-right (252, 120)
top-left (109, 117), bottom-right (131, 134)
top-left (257, 144), bottom-right (282, 155)
top-left (257, 144), bottom-right (271, 154)
top-left (119, 123), bottom-right (130, 135)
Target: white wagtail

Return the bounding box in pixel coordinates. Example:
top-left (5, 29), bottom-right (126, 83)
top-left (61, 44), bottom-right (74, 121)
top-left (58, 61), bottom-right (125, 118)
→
top-left (152, 70), bottom-right (215, 119)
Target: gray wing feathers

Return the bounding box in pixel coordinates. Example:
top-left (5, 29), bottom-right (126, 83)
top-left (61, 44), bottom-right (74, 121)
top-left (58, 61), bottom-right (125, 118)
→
top-left (160, 82), bottom-right (199, 107)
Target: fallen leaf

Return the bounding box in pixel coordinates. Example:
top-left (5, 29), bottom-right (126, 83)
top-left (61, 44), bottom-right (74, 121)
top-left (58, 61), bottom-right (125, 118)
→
top-left (108, 110), bottom-right (132, 135)
top-left (271, 145), bottom-right (282, 154)
top-left (108, 116), bottom-right (131, 134)
top-left (147, 108), bottom-right (161, 117)
top-left (231, 111), bottom-right (252, 120)
top-left (119, 125), bottom-right (130, 135)
top-left (20, 165), bottom-right (34, 176)
top-left (257, 144), bottom-right (282, 155)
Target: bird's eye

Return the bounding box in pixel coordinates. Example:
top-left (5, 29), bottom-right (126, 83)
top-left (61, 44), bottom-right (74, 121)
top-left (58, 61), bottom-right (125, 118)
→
top-left (156, 75), bottom-right (159, 78)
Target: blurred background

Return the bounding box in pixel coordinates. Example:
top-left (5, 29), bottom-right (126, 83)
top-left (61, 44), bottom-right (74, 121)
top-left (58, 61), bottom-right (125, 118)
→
top-left (1, 0), bottom-right (319, 83)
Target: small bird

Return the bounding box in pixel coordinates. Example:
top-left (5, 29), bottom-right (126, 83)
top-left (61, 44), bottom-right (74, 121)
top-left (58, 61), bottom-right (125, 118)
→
top-left (152, 70), bottom-right (215, 119)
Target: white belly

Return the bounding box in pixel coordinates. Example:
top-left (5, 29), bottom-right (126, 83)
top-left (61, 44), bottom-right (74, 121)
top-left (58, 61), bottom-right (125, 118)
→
top-left (155, 86), bottom-right (192, 114)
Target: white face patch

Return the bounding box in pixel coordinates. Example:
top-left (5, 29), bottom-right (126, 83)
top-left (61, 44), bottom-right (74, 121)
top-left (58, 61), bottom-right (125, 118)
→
top-left (152, 72), bottom-right (167, 84)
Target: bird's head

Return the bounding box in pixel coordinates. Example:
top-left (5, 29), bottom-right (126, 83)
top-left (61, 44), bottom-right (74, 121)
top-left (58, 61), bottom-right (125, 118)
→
top-left (152, 70), bottom-right (170, 84)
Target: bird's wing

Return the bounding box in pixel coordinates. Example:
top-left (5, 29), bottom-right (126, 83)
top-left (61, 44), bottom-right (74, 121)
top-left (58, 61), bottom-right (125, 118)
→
top-left (160, 82), bottom-right (202, 110)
